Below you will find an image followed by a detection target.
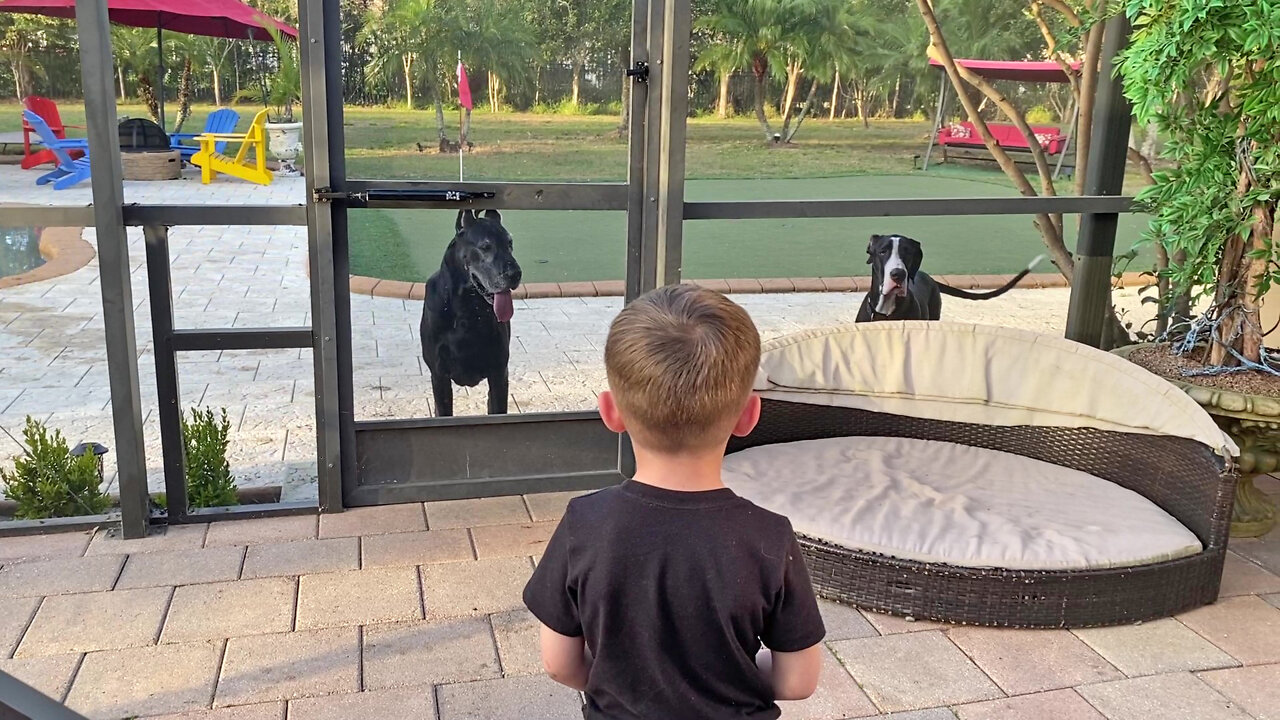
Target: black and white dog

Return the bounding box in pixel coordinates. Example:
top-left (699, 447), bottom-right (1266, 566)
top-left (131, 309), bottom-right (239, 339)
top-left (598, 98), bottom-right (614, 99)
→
top-left (856, 233), bottom-right (1044, 322)
top-left (420, 209), bottom-right (522, 416)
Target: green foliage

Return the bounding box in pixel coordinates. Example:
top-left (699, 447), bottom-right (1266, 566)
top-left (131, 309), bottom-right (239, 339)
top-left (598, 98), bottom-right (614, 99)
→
top-left (1, 417), bottom-right (110, 520)
top-left (531, 98), bottom-right (620, 116)
top-left (180, 407), bottom-right (238, 509)
top-left (1024, 105), bottom-right (1055, 124)
top-left (235, 21), bottom-right (300, 123)
top-left (1117, 0), bottom-right (1280, 308)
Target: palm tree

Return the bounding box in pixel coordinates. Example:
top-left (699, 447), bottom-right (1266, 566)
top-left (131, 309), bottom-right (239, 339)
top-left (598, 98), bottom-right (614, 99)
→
top-left (112, 26), bottom-right (161, 122)
top-left (695, 0), bottom-right (800, 142)
top-left (779, 0), bottom-right (862, 140)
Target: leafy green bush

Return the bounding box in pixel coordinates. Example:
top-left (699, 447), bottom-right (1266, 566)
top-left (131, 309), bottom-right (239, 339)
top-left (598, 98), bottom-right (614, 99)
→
top-left (181, 407), bottom-right (238, 509)
top-left (1, 417), bottom-right (110, 519)
top-left (1024, 105), bottom-right (1055, 125)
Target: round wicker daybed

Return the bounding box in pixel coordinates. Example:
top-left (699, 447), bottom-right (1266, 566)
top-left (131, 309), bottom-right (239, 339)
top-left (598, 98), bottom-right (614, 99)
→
top-left (723, 322), bottom-right (1238, 628)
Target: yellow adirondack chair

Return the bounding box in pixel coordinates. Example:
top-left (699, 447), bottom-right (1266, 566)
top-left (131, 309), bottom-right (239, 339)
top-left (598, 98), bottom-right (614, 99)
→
top-left (190, 109), bottom-right (273, 186)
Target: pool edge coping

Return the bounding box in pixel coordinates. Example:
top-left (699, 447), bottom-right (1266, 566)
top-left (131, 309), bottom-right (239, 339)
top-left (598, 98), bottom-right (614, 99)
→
top-left (351, 271), bottom-right (1153, 302)
top-left (0, 226), bottom-right (94, 291)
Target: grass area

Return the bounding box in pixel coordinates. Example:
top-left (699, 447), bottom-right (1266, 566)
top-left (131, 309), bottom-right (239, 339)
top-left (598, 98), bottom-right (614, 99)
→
top-left (3, 101), bottom-right (1155, 282)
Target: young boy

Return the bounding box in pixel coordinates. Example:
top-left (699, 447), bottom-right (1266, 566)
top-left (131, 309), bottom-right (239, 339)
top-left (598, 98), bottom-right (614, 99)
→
top-left (523, 285), bottom-right (825, 719)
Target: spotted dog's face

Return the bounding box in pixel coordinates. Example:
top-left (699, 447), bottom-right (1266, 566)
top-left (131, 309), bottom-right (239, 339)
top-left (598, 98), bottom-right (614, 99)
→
top-left (866, 234), bottom-right (923, 316)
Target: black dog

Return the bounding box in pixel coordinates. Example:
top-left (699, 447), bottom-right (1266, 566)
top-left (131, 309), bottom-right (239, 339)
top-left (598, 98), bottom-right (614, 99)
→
top-left (856, 234), bottom-right (1044, 322)
top-left (421, 209), bottom-right (522, 416)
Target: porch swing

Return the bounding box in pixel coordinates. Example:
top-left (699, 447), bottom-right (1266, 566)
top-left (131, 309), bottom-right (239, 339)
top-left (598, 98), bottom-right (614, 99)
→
top-left (920, 57), bottom-right (1080, 179)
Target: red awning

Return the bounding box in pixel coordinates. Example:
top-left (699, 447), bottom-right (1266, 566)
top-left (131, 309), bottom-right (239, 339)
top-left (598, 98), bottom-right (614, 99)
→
top-left (929, 57), bottom-right (1079, 83)
top-left (0, 0), bottom-right (296, 40)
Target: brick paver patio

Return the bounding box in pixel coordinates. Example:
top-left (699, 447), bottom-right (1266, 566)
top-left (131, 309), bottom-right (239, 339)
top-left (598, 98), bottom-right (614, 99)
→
top-left (0, 482), bottom-right (1276, 720)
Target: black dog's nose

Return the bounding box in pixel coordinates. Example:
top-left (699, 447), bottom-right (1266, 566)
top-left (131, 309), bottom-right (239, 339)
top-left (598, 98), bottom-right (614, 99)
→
top-left (505, 266), bottom-right (523, 287)
top-left (890, 268), bottom-right (907, 282)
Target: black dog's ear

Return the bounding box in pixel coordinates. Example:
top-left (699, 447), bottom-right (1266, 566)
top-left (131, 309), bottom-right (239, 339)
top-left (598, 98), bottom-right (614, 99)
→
top-left (867, 235), bottom-right (880, 264)
top-left (456, 210), bottom-right (478, 232)
top-left (483, 209), bottom-right (502, 223)
top-left (904, 236), bottom-right (924, 278)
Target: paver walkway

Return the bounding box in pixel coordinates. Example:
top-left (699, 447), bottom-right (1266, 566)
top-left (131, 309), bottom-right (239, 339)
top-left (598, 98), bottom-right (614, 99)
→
top-left (1, 487), bottom-right (1279, 720)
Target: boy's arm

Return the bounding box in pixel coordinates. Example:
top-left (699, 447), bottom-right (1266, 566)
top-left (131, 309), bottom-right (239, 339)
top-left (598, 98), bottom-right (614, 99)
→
top-left (756, 645), bottom-right (823, 700)
top-left (759, 528), bottom-right (826, 701)
top-left (539, 623), bottom-right (593, 691)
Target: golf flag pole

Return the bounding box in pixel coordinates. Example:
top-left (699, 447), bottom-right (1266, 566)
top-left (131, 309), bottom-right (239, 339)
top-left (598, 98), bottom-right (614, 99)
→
top-left (457, 51), bottom-right (473, 182)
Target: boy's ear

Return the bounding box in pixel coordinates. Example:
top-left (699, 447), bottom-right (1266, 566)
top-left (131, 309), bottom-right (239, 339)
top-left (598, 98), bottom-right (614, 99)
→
top-left (731, 393), bottom-right (761, 439)
top-left (598, 390), bottom-right (627, 434)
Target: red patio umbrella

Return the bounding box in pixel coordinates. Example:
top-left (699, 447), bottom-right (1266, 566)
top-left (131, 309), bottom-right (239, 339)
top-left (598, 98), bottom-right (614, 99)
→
top-left (0, 0), bottom-right (297, 129)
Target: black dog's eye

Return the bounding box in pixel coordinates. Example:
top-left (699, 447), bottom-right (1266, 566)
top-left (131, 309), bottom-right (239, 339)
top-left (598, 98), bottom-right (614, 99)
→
top-left (479, 241), bottom-right (493, 252)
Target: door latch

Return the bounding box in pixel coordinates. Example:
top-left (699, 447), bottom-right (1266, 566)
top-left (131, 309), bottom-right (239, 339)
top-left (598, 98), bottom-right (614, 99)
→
top-left (626, 61), bottom-right (649, 84)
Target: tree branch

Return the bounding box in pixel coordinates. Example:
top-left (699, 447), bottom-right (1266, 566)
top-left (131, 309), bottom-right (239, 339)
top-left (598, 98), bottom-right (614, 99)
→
top-left (1039, 0), bottom-right (1082, 27)
top-left (915, 0), bottom-right (1073, 279)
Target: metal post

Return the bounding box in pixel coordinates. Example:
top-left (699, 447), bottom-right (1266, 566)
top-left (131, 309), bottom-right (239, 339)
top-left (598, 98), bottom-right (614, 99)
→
top-left (637, 0), bottom-right (666, 297)
top-left (623, 0), bottom-right (651, 303)
top-left (75, 0), bottom-right (150, 539)
top-left (300, 0), bottom-right (346, 513)
top-left (1065, 14), bottom-right (1133, 347)
top-left (144, 226), bottom-right (189, 521)
top-left (654, 0), bottom-right (690, 287)
top-left (1054, 99), bottom-right (1079, 180)
top-left (922, 70), bottom-right (948, 171)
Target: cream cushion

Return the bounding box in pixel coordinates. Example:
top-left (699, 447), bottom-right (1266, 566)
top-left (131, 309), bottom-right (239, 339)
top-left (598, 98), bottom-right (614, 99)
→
top-left (754, 323), bottom-right (1237, 457)
top-left (722, 435), bottom-right (1203, 571)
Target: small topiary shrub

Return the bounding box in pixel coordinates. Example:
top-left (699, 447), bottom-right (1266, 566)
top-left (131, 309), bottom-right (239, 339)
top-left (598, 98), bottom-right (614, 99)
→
top-left (1, 417), bottom-right (110, 519)
top-left (181, 407), bottom-right (239, 509)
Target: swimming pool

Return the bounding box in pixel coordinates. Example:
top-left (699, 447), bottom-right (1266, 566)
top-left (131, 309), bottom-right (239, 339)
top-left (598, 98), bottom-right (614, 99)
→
top-left (0, 227), bottom-right (43, 280)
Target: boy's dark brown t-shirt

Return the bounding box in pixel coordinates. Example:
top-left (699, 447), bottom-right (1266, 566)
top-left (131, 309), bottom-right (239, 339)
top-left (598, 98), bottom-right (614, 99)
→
top-left (523, 480), bottom-right (826, 720)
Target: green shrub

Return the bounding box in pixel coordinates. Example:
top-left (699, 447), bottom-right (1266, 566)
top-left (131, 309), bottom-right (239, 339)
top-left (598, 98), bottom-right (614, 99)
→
top-left (181, 407), bottom-right (238, 509)
top-left (1024, 105), bottom-right (1055, 125)
top-left (1, 417), bottom-right (110, 519)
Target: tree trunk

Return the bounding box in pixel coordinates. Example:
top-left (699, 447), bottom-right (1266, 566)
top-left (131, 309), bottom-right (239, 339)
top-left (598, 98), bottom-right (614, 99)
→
top-left (533, 66), bottom-right (542, 106)
top-left (891, 74), bottom-right (902, 118)
top-left (117, 66), bottom-right (126, 100)
top-left (829, 70), bottom-right (840, 121)
top-left (784, 77), bottom-right (821, 142)
top-left (1210, 162), bottom-right (1272, 367)
top-left (618, 65), bottom-right (631, 135)
top-left (488, 71), bottom-right (498, 113)
top-left (855, 87), bottom-right (869, 129)
top-left (717, 71), bottom-right (731, 119)
top-left (172, 57), bottom-right (193, 133)
top-left (752, 65), bottom-right (776, 142)
top-left (571, 59), bottom-right (583, 108)
top-left (433, 84), bottom-right (447, 142)
top-left (780, 61), bottom-right (800, 129)
top-left (402, 54), bottom-right (414, 110)
top-left (212, 63), bottom-right (222, 106)
top-left (1074, 19), bottom-right (1105, 196)
top-left (138, 73), bottom-right (160, 123)
top-left (11, 64), bottom-right (21, 102)
top-left (462, 107), bottom-right (472, 145)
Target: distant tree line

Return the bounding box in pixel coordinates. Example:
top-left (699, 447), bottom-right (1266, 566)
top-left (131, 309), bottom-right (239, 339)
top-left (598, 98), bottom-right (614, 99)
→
top-left (2, 0), bottom-right (1074, 142)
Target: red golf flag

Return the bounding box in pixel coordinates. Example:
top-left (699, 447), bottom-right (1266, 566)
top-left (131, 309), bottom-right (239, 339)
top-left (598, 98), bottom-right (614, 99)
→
top-left (457, 60), bottom-right (473, 110)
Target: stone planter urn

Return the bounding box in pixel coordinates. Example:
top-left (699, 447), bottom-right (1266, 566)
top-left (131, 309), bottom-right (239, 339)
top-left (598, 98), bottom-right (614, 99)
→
top-left (265, 121), bottom-right (303, 177)
top-left (1114, 344), bottom-right (1277, 538)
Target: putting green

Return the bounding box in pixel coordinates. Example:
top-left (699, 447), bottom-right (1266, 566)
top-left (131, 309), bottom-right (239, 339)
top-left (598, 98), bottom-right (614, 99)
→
top-left (348, 172), bottom-right (1153, 283)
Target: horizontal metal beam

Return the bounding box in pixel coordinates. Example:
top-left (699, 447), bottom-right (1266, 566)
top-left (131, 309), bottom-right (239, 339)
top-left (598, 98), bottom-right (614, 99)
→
top-left (178, 501), bottom-right (318, 522)
top-left (355, 409), bottom-right (601, 431)
top-left (170, 327), bottom-right (313, 351)
top-left (0, 513), bottom-right (119, 538)
top-left (341, 180), bottom-right (629, 211)
top-left (345, 471), bottom-right (625, 505)
top-left (124, 205), bottom-right (307, 226)
top-left (0, 205), bottom-right (95, 227)
top-left (0, 669), bottom-right (90, 720)
top-left (683, 195), bottom-right (1135, 220)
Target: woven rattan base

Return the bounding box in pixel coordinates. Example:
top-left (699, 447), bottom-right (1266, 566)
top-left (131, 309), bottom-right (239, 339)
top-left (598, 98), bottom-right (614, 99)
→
top-left (121, 150), bottom-right (181, 181)
top-left (728, 400), bottom-right (1235, 628)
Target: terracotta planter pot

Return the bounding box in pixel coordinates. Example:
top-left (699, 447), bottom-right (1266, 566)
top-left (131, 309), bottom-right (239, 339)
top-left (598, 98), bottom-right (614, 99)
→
top-left (1113, 343), bottom-right (1277, 538)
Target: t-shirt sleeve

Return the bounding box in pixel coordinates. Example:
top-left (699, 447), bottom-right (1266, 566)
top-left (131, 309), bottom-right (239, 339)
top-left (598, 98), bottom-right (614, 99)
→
top-left (522, 509), bottom-right (583, 637)
top-left (760, 529), bottom-right (826, 653)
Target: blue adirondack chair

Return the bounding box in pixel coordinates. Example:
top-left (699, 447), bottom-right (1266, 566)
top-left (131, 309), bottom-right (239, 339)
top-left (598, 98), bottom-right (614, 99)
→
top-left (170, 108), bottom-right (240, 162)
top-left (22, 110), bottom-right (92, 190)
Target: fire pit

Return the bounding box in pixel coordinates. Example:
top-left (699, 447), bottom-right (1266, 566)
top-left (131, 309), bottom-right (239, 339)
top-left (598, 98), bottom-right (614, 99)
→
top-left (118, 118), bottom-right (180, 181)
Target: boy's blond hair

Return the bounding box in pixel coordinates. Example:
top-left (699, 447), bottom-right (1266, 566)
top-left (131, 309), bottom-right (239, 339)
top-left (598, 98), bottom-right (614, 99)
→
top-left (604, 285), bottom-right (761, 453)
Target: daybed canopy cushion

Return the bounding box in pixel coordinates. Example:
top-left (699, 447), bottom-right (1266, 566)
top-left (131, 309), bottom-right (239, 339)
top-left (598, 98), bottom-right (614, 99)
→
top-left (753, 323), bottom-right (1237, 457)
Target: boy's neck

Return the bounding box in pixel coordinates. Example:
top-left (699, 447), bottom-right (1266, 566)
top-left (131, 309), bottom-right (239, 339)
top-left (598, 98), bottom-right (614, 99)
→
top-left (630, 443), bottom-right (728, 492)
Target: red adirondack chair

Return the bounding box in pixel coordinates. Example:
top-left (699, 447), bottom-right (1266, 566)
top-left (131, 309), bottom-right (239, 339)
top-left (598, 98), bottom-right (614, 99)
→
top-left (21, 96), bottom-right (85, 170)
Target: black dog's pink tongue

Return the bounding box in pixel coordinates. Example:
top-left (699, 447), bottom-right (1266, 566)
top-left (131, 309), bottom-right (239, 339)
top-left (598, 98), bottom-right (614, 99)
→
top-left (493, 291), bottom-right (514, 323)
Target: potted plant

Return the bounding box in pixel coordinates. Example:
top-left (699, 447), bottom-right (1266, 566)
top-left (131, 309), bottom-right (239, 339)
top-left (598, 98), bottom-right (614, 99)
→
top-left (241, 22), bottom-right (302, 176)
top-left (1111, 1), bottom-right (1280, 536)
